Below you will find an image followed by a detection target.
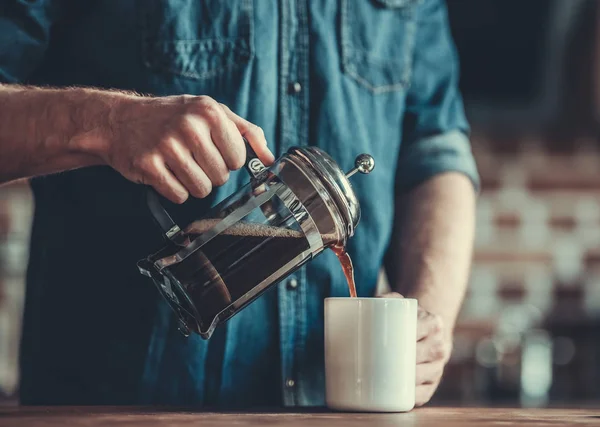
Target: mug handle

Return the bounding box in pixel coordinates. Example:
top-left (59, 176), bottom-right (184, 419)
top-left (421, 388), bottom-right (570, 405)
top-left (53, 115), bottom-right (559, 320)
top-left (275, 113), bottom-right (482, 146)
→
top-left (146, 137), bottom-right (268, 241)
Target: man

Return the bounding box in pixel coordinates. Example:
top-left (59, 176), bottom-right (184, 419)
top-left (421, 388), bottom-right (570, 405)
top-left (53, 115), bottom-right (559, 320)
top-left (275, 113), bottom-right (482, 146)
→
top-left (0, 0), bottom-right (478, 407)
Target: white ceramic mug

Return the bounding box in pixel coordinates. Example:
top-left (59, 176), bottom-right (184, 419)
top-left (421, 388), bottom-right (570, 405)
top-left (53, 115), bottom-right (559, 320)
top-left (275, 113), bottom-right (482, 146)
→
top-left (324, 297), bottom-right (418, 412)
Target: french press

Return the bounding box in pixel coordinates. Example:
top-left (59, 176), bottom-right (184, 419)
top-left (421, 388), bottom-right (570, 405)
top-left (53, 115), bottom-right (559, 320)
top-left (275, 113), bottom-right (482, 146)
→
top-left (137, 140), bottom-right (374, 339)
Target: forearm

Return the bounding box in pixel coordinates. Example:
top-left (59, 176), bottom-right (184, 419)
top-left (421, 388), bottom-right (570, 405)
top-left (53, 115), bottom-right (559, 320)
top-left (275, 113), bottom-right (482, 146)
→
top-left (389, 172), bottom-right (476, 333)
top-left (0, 84), bottom-right (125, 184)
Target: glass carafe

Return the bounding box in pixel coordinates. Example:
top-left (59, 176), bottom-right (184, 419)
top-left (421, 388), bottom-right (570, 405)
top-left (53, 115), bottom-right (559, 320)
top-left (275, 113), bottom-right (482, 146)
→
top-left (138, 140), bottom-right (374, 339)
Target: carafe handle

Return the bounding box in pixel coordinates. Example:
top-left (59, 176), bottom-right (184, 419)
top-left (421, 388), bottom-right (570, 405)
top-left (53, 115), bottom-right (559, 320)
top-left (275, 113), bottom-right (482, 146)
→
top-left (146, 137), bottom-right (268, 241)
top-left (243, 137), bottom-right (267, 179)
top-left (146, 188), bottom-right (181, 241)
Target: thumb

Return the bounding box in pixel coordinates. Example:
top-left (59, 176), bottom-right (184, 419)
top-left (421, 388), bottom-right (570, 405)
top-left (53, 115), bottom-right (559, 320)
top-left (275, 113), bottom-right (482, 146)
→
top-left (379, 292), bottom-right (405, 298)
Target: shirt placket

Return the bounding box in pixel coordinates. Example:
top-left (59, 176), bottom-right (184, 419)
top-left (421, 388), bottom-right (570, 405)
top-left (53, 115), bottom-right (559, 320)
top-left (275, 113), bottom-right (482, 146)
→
top-left (277, 0), bottom-right (310, 407)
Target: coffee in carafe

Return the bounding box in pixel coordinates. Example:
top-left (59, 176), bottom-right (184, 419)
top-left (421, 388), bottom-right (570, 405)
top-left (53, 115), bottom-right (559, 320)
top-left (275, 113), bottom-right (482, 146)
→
top-left (169, 219), bottom-right (323, 328)
top-left (138, 142), bottom-right (374, 339)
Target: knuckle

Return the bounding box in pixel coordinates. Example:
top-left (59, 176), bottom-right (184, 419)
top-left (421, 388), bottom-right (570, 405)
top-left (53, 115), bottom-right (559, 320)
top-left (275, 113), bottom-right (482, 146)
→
top-left (196, 97), bottom-right (222, 123)
top-left (185, 95), bottom-right (209, 110)
top-left (179, 94), bottom-right (195, 104)
top-left (431, 314), bottom-right (443, 333)
top-left (149, 154), bottom-right (164, 172)
top-left (153, 168), bottom-right (168, 186)
top-left (248, 123), bottom-right (265, 139)
top-left (174, 191), bottom-right (189, 204)
top-left (428, 346), bottom-right (437, 360)
top-left (196, 95), bottom-right (213, 105)
top-left (130, 156), bottom-right (144, 172)
top-left (204, 106), bottom-right (222, 124)
top-left (158, 137), bottom-right (178, 155)
top-left (435, 347), bottom-right (445, 360)
top-left (189, 186), bottom-right (205, 199)
top-left (198, 181), bottom-right (213, 198)
top-left (179, 162), bottom-right (195, 179)
top-left (385, 292), bottom-right (403, 298)
top-left (218, 102), bottom-right (232, 114)
top-left (174, 114), bottom-right (194, 133)
top-left (136, 154), bottom-right (160, 175)
top-left (230, 150), bottom-right (245, 170)
top-left (430, 341), bottom-right (445, 360)
top-left (214, 170), bottom-right (230, 187)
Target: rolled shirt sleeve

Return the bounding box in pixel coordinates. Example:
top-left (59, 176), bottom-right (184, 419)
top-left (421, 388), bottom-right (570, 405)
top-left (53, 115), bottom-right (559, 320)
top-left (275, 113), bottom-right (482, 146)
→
top-left (397, 0), bottom-right (480, 193)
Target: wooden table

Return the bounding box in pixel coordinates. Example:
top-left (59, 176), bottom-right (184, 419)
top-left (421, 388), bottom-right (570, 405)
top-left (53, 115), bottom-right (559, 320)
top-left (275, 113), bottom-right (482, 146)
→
top-left (1, 406), bottom-right (600, 426)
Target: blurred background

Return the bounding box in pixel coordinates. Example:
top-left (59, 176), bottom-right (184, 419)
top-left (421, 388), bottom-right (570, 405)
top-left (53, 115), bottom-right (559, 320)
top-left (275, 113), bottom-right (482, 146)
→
top-left (1, 0), bottom-right (600, 408)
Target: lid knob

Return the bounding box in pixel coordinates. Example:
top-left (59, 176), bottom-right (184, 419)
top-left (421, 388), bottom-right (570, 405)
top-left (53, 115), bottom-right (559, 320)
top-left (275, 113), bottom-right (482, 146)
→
top-left (345, 154), bottom-right (375, 178)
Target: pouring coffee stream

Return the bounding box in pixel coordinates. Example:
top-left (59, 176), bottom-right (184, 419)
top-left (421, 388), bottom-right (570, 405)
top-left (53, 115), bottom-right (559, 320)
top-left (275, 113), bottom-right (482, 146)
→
top-left (333, 154), bottom-right (376, 298)
top-left (139, 140), bottom-right (374, 339)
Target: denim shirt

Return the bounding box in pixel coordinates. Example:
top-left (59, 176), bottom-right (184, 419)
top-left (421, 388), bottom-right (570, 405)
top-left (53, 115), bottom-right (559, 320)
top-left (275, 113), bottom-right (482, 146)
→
top-left (1, 0), bottom-right (479, 406)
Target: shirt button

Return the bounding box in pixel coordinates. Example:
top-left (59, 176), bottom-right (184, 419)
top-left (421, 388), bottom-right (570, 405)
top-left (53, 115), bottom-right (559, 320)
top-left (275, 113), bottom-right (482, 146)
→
top-left (286, 378), bottom-right (295, 388)
top-left (287, 277), bottom-right (298, 290)
top-left (288, 82), bottom-right (302, 94)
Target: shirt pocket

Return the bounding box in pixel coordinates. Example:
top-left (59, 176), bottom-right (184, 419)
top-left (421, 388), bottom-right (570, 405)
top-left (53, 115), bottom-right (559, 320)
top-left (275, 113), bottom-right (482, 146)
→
top-left (140, 0), bottom-right (254, 81)
top-left (341, 0), bottom-right (420, 94)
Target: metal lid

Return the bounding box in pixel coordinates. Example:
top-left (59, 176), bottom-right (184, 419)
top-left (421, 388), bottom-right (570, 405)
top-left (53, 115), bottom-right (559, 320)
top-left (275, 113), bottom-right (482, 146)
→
top-left (287, 146), bottom-right (374, 238)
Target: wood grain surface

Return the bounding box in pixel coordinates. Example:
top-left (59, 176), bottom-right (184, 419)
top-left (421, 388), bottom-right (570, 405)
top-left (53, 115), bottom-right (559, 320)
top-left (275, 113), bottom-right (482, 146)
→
top-left (1, 406), bottom-right (600, 427)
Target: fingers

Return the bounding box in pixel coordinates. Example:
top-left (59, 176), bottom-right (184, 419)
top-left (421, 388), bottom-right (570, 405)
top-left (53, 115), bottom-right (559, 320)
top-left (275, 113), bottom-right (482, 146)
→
top-left (415, 362), bottom-right (445, 406)
top-left (417, 309), bottom-right (443, 341)
top-left (412, 307), bottom-right (449, 407)
top-left (378, 292), bottom-right (404, 298)
top-left (416, 361), bottom-right (444, 385)
top-left (181, 96), bottom-right (273, 194)
top-left (210, 117), bottom-right (246, 171)
top-left (161, 138), bottom-right (213, 199)
top-left (137, 154), bottom-right (189, 204)
top-left (190, 97), bottom-right (245, 172)
top-left (220, 103), bottom-right (275, 166)
top-left (181, 121), bottom-right (230, 189)
top-left (121, 94), bottom-right (272, 202)
top-left (415, 383), bottom-right (438, 407)
top-left (209, 105), bottom-right (246, 171)
top-left (376, 298), bottom-right (449, 362)
top-left (417, 332), bottom-right (450, 364)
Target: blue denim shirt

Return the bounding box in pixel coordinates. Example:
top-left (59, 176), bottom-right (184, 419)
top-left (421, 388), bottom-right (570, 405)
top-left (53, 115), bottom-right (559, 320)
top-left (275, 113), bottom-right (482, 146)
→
top-left (1, 0), bottom-right (479, 406)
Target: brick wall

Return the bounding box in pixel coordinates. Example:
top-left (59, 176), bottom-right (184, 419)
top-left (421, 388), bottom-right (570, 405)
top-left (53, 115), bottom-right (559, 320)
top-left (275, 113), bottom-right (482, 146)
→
top-left (435, 133), bottom-right (600, 406)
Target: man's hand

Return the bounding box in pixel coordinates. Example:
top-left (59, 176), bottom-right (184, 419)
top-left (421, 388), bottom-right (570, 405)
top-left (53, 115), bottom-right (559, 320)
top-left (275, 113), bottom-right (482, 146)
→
top-left (0, 86), bottom-right (275, 197)
top-left (380, 292), bottom-right (453, 407)
top-left (95, 95), bottom-right (274, 203)
top-left (414, 304), bottom-right (452, 406)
